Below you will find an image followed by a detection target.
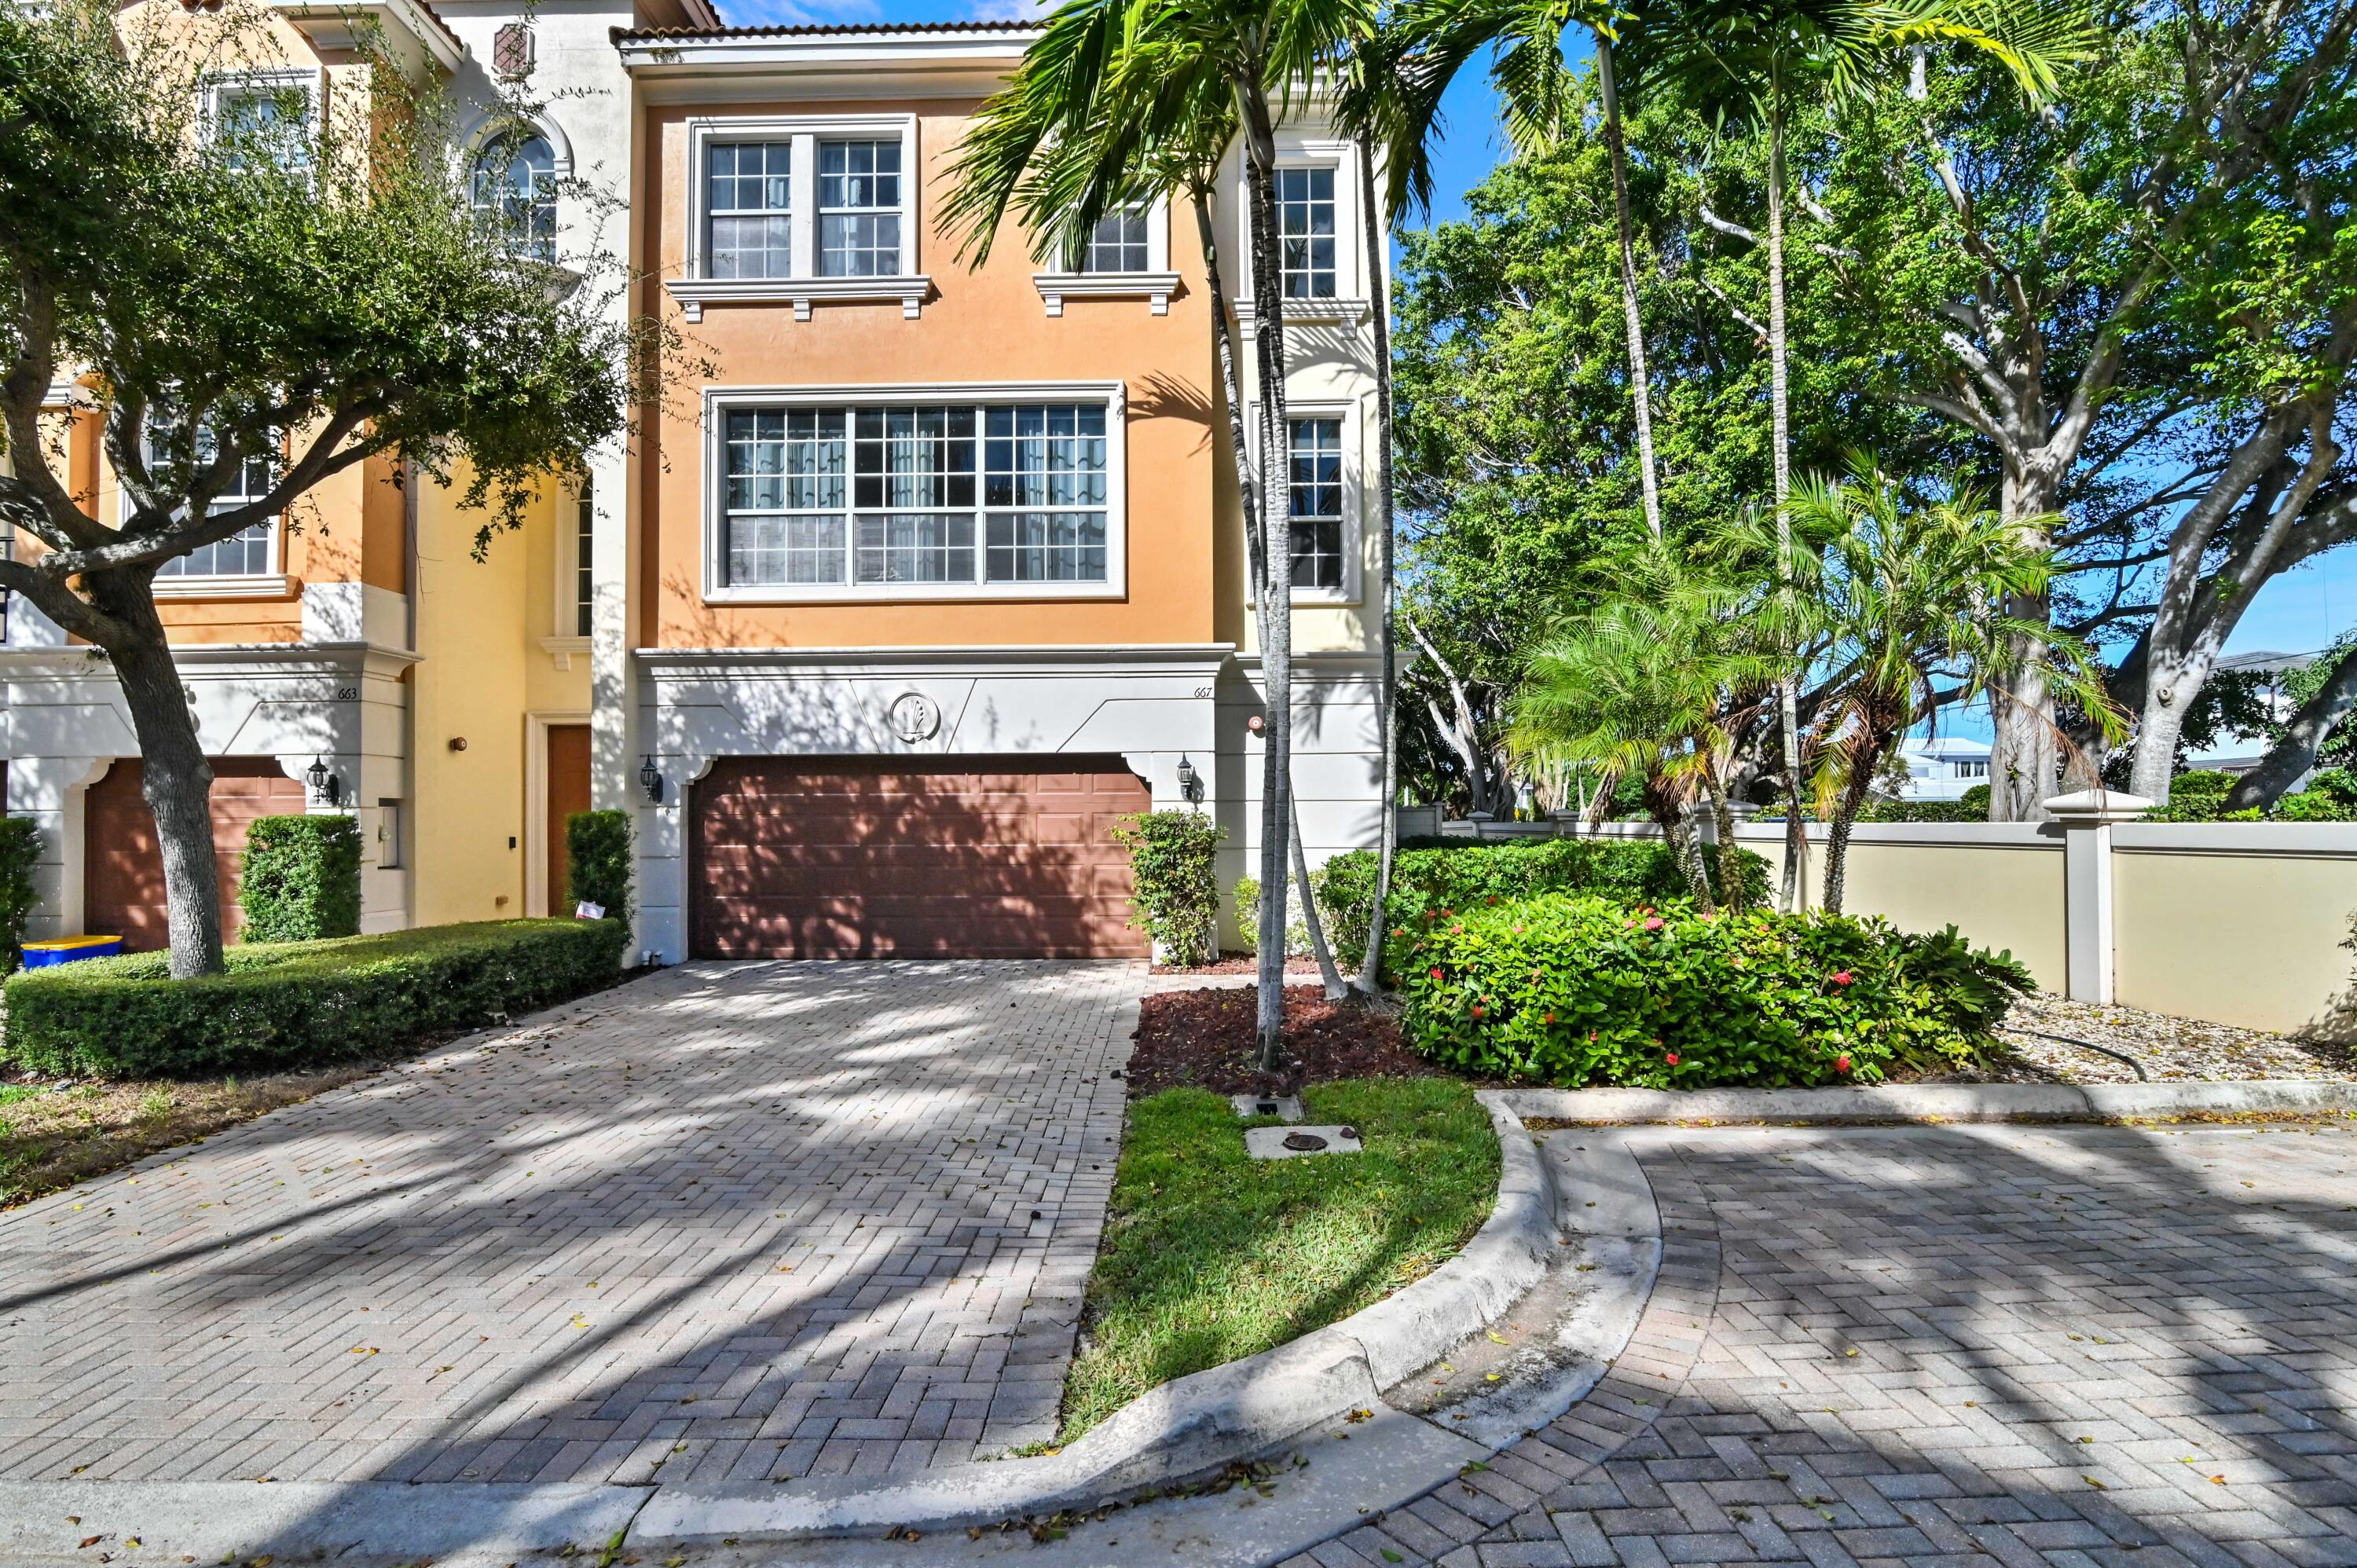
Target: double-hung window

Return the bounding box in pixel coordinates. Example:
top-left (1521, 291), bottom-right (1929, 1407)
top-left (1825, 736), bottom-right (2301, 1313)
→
top-left (707, 140), bottom-right (792, 279)
top-left (1077, 203), bottom-right (1151, 274)
top-left (716, 391), bottom-right (1116, 596)
top-left (1276, 167), bottom-right (1337, 299)
top-left (818, 139), bottom-right (901, 277)
top-left (149, 423), bottom-right (277, 579)
top-left (1286, 416), bottom-right (1346, 590)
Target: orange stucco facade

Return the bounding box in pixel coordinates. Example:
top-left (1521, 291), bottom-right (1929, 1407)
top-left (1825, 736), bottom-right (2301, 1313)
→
top-left (635, 96), bottom-right (1224, 652)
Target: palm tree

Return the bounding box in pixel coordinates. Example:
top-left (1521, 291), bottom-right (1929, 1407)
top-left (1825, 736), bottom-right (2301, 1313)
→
top-left (1509, 544), bottom-right (1776, 911)
top-left (1637, 0), bottom-right (2091, 870)
top-left (944, 0), bottom-right (1376, 1064)
top-left (1784, 460), bottom-right (2115, 911)
top-left (1386, 0), bottom-right (1669, 540)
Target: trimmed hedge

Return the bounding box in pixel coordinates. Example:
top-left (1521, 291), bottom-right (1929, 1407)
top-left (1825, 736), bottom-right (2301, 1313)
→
top-left (566, 809), bottom-right (634, 925)
top-left (1318, 836), bottom-right (1771, 969)
top-left (1113, 809), bottom-right (1223, 965)
top-left (1397, 894), bottom-right (2032, 1088)
top-left (0, 816), bottom-right (40, 974)
top-left (239, 815), bottom-right (362, 943)
top-left (1, 918), bottom-right (629, 1079)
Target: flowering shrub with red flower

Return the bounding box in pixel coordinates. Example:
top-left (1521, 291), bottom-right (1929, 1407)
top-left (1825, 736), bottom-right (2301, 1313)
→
top-left (1395, 895), bottom-right (2032, 1089)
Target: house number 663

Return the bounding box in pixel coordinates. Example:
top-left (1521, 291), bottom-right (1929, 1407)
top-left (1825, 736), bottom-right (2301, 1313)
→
top-left (334, 686), bottom-right (359, 701)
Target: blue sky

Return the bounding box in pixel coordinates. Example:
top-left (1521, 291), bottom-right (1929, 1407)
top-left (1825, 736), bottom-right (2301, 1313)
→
top-left (715, 0), bottom-right (2356, 673)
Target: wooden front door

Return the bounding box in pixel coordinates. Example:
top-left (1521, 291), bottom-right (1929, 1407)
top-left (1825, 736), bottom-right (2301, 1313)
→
top-left (544, 724), bottom-right (592, 914)
top-left (687, 756), bottom-right (1152, 959)
top-left (83, 757), bottom-right (307, 950)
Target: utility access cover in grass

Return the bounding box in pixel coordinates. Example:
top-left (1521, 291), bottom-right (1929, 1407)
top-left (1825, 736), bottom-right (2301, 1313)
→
top-left (1058, 1078), bottom-right (1499, 1442)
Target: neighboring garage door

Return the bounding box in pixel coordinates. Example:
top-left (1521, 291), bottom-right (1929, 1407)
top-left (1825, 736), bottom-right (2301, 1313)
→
top-left (690, 756), bottom-right (1152, 959)
top-left (84, 757), bottom-right (307, 951)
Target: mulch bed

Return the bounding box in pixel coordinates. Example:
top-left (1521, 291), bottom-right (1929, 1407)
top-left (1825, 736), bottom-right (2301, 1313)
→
top-left (1149, 951), bottom-right (1325, 976)
top-left (1125, 984), bottom-right (1453, 1097)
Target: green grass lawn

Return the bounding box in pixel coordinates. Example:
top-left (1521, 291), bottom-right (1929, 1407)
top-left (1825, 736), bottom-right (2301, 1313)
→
top-left (1059, 1077), bottom-right (1500, 1442)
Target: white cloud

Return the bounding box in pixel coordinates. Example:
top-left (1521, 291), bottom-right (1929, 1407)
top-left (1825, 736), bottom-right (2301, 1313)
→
top-left (963, 0), bottom-right (1048, 17)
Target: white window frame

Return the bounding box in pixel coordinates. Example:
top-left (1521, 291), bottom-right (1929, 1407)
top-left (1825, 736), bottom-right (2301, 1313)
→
top-left (1033, 193), bottom-right (1182, 317)
top-left (120, 422), bottom-right (289, 600)
top-left (700, 380), bottom-right (1128, 605)
top-left (201, 68), bottom-right (328, 171)
top-left (669, 114), bottom-right (928, 323)
top-left (1234, 137), bottom-right (1369, 326)
top-left (1244, 395), bottom-right (1364, 606)
top-left (544, 473), bottom-right (595, 665)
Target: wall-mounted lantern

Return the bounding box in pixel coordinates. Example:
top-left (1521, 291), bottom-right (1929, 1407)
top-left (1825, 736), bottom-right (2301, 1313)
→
top-left (640, 754), bottom-right (665, 805)
top-left (305, 755), bottom-right (342, 807)
top-left (1176, 753), bottom-right (1203, 806)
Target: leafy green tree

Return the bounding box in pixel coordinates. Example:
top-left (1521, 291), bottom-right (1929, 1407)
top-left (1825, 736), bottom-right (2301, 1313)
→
top-left (2230, 634), bottom-right (2357, 808)
top-left (0, 2), bottom-right (658, 977)
top-left (1808, 0), bottom-right (2355, 812)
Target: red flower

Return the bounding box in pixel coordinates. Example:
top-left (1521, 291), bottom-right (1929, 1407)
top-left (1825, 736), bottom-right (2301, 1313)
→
top-left (1665, 1052), bottom-right (1681, 1065)
top-left (1393, 926), bottom-right (1408, 937)
top-left (1543, 1012), bottom-right (1556, 1024)
top-left (1472, 1004), bottom-right (1486, 1019)
top-left (1588, 1031), bottom-right (1597, 1043)
top-left (1428, 966), bottom-right (1444, 981)
top-left (1643, 916), bottom-right (1665, 932)
top-left (1831, 970), bottom-right (1854, 987)
top-left (1451, 924), bottom-right (1464, 933)
top-left (1835, 1053), bottom-right (1853, 1074)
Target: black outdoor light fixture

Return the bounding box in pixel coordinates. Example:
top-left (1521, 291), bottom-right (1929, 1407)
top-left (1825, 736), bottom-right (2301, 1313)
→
top-left (1176, 753), bottom-right (1203, 806)
top-left (305, 755), bottom-right (342, 807)
top-left (640, 754), bottom-right (665, 804)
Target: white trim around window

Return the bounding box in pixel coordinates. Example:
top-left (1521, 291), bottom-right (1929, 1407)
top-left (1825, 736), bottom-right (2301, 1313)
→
top-left (1033, 194), bottom-right (1180, 316)
top-left (1233, 135), bottom-right (1372, 325)
top-left (201, 68), bottom-right (328, 164)
top-left (701, 381), bottom-right (1128, 605)
top-left (116, 440), bottom-right (290, 599)
top-left (667, 113), bottom-right (928, 323)
top-left (1245, 396), bottom-right (1364, 606)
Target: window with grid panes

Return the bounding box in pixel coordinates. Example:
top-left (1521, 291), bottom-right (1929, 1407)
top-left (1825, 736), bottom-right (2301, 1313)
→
top-left (1077, 203), bottom-right (1149, 273)
top-left (706, 141), bottom-right (792, 279)
top-left (1276, 167), bottom-right (1336, 299)
top-left (150, 423), bottom-right (276, 577)
top-left (1286, 416), bottom-right (1344, 589)
top-left (818, 139), bottom-right (901, 277)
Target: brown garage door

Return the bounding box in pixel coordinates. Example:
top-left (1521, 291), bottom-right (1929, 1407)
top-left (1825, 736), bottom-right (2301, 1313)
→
top-left (85, 757), bottom-right (307, 950)
top-left (690, 756), bottom-right (1151, 959)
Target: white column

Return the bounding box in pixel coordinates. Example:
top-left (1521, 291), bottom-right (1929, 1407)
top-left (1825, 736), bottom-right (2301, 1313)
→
top-left (2044, 789), bottom-right (2154, 1005)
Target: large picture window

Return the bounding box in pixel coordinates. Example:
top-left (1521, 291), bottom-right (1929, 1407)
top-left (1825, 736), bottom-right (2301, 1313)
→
top-left (717, 392), bottom-right (1116, 595)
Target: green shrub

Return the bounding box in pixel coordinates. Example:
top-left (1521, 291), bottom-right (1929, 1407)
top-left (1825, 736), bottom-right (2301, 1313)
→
top-left (1232, 871), bottom-right (1322, 958)
top-left (1112, 809), bottom-right (1224, 965)
top-left (238, 815), bottom-right (362, 943)
top-left (566, 809), bottom-right (633, 926)
top-left (2, 918), bottom-right (629, 1079)
top-left (0, 817), bottom-right (40, 974)
top-left (1395, 894), bottom-right (2033, 1088)
top-left (2149, 766), bottom-right (2357, 822)
top-left (1959, 782), bottom-right (1991, 815)
top-left (1319, 836), bottom-right (1770, 970)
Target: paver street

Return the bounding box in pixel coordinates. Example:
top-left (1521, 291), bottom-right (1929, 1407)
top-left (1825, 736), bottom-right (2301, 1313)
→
top-left (0, 961), bottom-right (1140, 1489)
top-left (1301, 1123), bottom-right (2357, 1568)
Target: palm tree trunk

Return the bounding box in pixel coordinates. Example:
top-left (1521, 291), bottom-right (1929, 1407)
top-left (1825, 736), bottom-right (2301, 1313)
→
top-left (1594, 38), bottom-right (1663, 543)
top-left (1702, 769), bottom-right (1741, 911)
top-left (1766, 76), bottom-right (1809, 914)
top-left (1243, 139), bottom-right (1299, 1073)
top-left (1356, 131), bottom-right (1398, 995)
top-left (1199, 189), bottom-right (1344, 1001)
top-left (1820, 736), bottom-right (1883, 917)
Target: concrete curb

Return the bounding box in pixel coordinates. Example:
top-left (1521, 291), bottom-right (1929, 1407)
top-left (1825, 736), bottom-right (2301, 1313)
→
top-left (626, 1093), bottom-right (1560, 1544)
top-left (1498, 1078), bottom-right (2357, 1125)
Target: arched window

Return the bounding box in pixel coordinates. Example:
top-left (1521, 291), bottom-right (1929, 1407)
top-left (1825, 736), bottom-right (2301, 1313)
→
top-left (471, 133), bottom-right (556, 263)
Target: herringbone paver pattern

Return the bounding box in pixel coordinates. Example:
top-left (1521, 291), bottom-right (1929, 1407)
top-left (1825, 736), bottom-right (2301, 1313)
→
top-left (0, 959), bottom-right (1140, 1487)
top-left (1296, 1123), bottom-right (2357, 1568)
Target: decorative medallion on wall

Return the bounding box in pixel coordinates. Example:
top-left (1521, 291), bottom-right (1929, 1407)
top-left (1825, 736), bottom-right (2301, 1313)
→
top-left (493, 24), bottom-right (535, 79)
top-left (889, 691), bottom-right (941, 745)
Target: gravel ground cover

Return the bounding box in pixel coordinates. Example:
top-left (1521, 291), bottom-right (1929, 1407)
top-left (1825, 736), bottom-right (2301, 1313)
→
top-left (1980, 992), bottom-right (2355, 1083)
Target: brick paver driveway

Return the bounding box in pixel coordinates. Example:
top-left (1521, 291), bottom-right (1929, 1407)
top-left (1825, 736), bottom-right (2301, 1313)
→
top-left (1306, 1123), bottom-right (2357, 1568)
top-left (0, 960), bottom-right (1140, 1490)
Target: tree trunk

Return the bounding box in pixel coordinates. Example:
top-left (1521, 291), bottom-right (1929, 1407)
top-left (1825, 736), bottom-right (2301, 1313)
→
top-left (2226, 646), bottom-right (2357, 811)
top-left (1645, 777), bottom-right (1715, 914)
top-left (1989, 460), bottom-right (2062, 820)
top-left (1820, 738), bottom-right (1883, 917)
top-left (1244, 145), bottom-right (1298, 1074)
top-left (1702, 769), bottom-right (1741, 911)
top-left (97, 581), bottom-right (226, 977)
top-left (1594, 37), bottom-right (1663, 542)
top-left (1356, 131), bottom-right (1398, 995)
top-left (1290, 809), bottom-right (1347, 998)
top-left (1765, 86), bottom-right (1809, 913)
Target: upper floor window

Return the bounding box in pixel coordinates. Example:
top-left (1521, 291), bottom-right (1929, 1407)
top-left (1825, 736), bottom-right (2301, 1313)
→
top-left (713, 390), bottom-right (1119, 598)
top-left (1286, 416), bottom-right (1345, 590)
top-left (1276, 166), bottom-right (1336, 299)
top-left (574, 475), bottom-right (595, 636)
top-left (147, 423), bottom-right (276, 578)
top-left (472, 133), bottom-right (557, 264)
top-left (706, 140), bottom-right (791, 279)
top-left (1077, 203), bottom-right (1150, 274)
top-left (818, 139), bottom-right (901, 277)
top-left (207, 73), bottom-right (317, 173)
